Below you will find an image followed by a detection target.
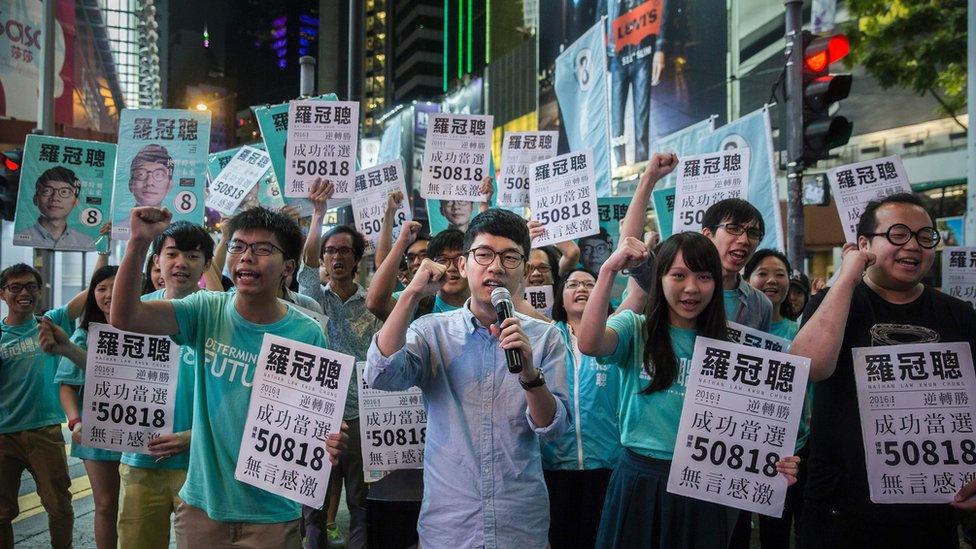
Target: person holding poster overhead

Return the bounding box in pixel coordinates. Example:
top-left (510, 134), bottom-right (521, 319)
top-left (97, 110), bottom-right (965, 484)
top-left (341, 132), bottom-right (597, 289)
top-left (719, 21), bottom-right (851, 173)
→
top-left (577, 233), bottom-right (798, 548)
top-left (109, 206), bottom-right (345, 548)
top-left (791, 193), bottom-right (976, 548)
top-left (297, 180), bottom-right (377, 549)
top-left (0, 264), bottom-right (78, 549)
top-left (366, 208), bottom-right (570, 548)
top-left (115, 221), bottom-right (212, 548)
top-left (15, 167), bottom-right (94, 250)
top-left (47, 266), bottom-right (123, 549)
top-left (543, 267), bottom-right (621, 549)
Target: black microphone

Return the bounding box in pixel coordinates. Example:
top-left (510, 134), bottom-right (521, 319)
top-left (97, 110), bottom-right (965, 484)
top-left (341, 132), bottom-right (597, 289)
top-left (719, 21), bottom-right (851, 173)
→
top-left (490, 287), bottom-right (523, 373)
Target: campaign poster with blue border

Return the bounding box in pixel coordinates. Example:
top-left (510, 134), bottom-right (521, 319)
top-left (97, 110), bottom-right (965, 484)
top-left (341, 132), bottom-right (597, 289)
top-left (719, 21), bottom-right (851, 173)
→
top-left (111, 109), bottom-right (211, 240)
top-left (14, 135), bottom-right (116, 252)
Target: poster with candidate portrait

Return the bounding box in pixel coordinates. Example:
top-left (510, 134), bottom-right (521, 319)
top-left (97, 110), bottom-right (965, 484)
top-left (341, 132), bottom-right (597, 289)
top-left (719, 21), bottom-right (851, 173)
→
top-left (13, 135), bottom-right (116, 252)
top-left (111, 109), bottom-right (211, 240)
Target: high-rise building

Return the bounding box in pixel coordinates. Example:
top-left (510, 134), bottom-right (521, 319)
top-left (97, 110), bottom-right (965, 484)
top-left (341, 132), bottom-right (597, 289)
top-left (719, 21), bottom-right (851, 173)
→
top-left (94, 0), bottom-right (165, 108)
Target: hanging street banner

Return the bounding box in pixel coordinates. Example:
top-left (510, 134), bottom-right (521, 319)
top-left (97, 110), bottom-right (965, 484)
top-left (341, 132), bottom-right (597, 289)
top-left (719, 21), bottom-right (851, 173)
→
top-left (672, 149), bottom-right (750, 235)
top-left (942, 247), bottom-right (976, 309)
top-left (667, 337), bottom-right (810, 517)
top-left (351, 159), bottom-right (412, 255)
top-left (497, 131), bottom-right (559, 208)
top-left (283, 99), bottom-right (359, 198)
top-left (826, 155), bottom-right (913, 244)
top-left (529, 149), bottom-right (599, 247)
top-left (357, 362), bottom-right (426, 476)
top-left (205, 145), bottom-right (273, 216)
top-left (207, 144), bottom-right (285, 213)
top-left (13, 135), bottom-right (115, 252)
top-left (112, 108), bottom-right (211, 240)
top-left (650, 117), bottom-right (718, 189)
top-left (236, 334), bottom-right (355, 507)
top-left (697, 107), bottom-right (784, 252)
top-left (82, 323), bottom-right (180, 454)
top-left (553, 20), bottom-right (612, 197)
top-left (852, 342), bottom-right (976, 504)
top-left (420, 113), bottom-right (493, 201)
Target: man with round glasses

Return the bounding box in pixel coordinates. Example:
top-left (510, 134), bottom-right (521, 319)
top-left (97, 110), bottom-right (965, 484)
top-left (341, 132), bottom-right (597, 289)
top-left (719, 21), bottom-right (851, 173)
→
top-left (792, 193), bottom-right (976, 547)
top-left (129, 144), bottom-right (174, 208)
top-left (16, 167), bottom-right (94, 250)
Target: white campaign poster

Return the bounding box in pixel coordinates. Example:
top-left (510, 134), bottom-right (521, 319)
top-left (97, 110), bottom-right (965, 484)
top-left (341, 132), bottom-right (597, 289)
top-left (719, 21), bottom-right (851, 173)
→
top-left (727, 321), bottom-right (791, 353)
top-left (283, 99), bottom-right (359, 198)
top-left (667, 337), bottom-right (810, 517)
top-left (826, 155), bottom-right (912, 243)
top-left (205, 145), bottom-right (272, 216)
top-left (351, 159), bottom-right (412, 255)
top-left (420, 113), bottom-right (493, 201)
top-left (529, 149), bottom-right (599, 248)
top-left (356, 363), bottom-right (426, 476)
top-left (942, 247), bottom-right (976, 310)
top-left (497, 131), bottom-right (559, 208)
top-left (673, 148), bottom-right (750, 235)
top-left (235, 334), bottom-right (355, 507)
top-left (524, 285), bottom-right (554, 319)
top-left (852, 342), bottom-right (976, 504)
top-left (82, 323), bottom-right (180, 454)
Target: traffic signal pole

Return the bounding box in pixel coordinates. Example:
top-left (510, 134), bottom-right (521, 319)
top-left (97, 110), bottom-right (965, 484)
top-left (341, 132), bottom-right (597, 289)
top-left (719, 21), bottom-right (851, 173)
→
top-left (36, 0), bottom-right (56, 309)
top-left (784, 0), bottom-right (806, 273)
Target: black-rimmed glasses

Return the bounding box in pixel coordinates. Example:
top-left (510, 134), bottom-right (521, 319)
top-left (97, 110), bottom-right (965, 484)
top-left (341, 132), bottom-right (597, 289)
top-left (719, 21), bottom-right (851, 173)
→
top-left (861, 224), bottom-right (940, 249)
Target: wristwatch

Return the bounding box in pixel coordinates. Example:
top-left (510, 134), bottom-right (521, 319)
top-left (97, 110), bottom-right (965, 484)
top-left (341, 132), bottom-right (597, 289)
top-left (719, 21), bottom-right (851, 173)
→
top-left (519, 368), bottom-right (546, 390)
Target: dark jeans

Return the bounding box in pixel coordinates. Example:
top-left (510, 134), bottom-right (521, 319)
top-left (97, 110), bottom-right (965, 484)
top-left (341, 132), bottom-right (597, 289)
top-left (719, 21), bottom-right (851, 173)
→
top-left (545, 468), bottom-right (613, 549)
top-left (611, 51), bottom-right (652, 165)
top-left (366, 500), bottom-right (420, 549)
top-left (797, 499), bottom-right (959, 549)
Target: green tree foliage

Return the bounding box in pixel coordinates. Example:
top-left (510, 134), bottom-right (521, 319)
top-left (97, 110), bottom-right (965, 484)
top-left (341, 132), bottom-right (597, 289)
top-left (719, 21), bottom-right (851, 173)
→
top-left (846, 0), bottom-right (967, 129)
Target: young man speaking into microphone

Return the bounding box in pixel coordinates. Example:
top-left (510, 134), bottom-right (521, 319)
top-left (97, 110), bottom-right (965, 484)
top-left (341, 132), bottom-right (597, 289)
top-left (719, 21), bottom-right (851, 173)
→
top-left (366, 208), bottom-right (570, 548)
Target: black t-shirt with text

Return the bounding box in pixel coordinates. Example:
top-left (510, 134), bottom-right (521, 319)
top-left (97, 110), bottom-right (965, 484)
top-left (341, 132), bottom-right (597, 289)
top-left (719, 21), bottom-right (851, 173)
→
top-left (802, 282), bottom-right (976, 526)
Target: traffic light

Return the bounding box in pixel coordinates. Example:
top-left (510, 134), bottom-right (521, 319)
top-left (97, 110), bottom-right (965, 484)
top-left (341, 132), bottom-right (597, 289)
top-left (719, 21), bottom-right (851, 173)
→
top-left (801, 31), bottom-right (853, 164)
top-left (0, 149), bottom-right (22, 221)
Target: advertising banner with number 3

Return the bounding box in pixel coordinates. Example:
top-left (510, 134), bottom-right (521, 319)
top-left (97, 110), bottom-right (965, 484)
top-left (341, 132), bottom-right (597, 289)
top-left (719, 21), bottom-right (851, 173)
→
top-left (236, 334), bottom-right (355, 507)
top-left (853, 342), bottom-right (976, 504)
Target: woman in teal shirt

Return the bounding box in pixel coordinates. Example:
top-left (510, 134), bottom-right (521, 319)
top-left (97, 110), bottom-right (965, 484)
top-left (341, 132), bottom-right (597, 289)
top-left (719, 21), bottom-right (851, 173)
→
top-left (578, 233), bottom-right (800, 548)
top-left (731, 249), bottom-right (807, 549)
top-left (543, 268), bottom-right (621, 549)
top-left (50, 266), bottom-right (121, 549)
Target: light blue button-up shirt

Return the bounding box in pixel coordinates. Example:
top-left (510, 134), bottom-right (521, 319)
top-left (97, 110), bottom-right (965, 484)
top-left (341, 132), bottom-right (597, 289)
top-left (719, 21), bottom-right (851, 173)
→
top-left (365, 302), bottom-right (570, 549)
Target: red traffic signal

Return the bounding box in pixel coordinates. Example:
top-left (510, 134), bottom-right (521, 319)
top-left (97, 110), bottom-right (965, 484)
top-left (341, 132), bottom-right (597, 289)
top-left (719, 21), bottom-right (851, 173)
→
top-left (800, 32), bottom-right (853, 164)
top-left (803, 34), bottom-right (850, 74)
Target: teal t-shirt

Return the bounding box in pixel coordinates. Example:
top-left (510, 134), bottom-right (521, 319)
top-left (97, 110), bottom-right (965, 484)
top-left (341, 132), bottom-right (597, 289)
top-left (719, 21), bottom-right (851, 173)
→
top-left (769, 318), bottom-right (799, 341)
top-left (120, 289), bottom-right (196, 470)
top-left (599, 310), bottom-right (696, 460)
top-left (724, 289), bottom-right (739, 322)
top-left (0, 307), bottom-right (71, 434)
top-left (392, 291), bottom-right (461, 315)
top-left (171, 290), bottom-right (329, 523)
top-left (768, 318), bottom-right (810, 451)
top-left (432, 294), bottom-right (460, 313)
top-left (54, 327), bottom-right (122, 462)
